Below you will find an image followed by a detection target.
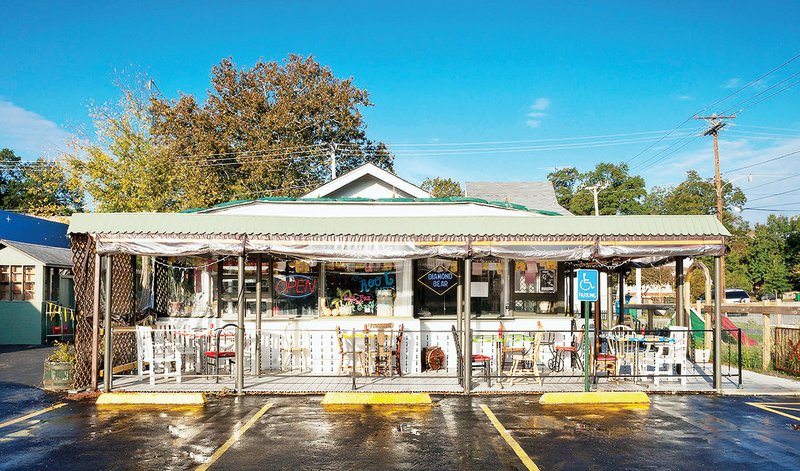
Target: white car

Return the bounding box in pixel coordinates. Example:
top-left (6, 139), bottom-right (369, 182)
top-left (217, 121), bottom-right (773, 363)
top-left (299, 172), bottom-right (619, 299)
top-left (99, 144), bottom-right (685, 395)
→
top-left (699, 288), bottom-right (751, 304)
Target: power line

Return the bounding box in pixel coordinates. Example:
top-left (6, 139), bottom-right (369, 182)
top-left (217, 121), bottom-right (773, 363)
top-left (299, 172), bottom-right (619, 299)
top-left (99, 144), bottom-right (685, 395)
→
top-left (722, 149), bottom-right (800, 174)
top-left (746, 186), bottom-right (800, 203)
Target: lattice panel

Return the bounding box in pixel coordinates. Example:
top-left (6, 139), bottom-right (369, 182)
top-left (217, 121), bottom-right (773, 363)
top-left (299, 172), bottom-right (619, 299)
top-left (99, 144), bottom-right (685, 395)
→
top-left (70, 234), bottom-right (95, 390)
top-left (111, 254), bottom-right (136, 324)
top-left (154, 258), bottom-right (170, 315)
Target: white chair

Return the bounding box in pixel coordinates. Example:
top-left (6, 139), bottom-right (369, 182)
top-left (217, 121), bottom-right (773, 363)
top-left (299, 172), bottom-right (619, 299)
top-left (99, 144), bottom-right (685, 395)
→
top-left (136, 326), bottom-right (182, 385)
top-left (653, 326), bottom-right (688, 386)
top-left (280, 325), bottom-right (310, 372)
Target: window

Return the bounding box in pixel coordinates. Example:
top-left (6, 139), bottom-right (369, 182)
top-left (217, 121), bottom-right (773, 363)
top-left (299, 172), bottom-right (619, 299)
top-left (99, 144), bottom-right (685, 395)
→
top-left (323, 262), bottom-right (396, 316)
top-left (469, 258), bottom-right (504, 316)
top-left (512, 260), bottom-right (561, 314)
top-left (414, 258), bottom-right (460, 316)
top-left (0, 266), bottom-right (9, 301)
top-left (23, 266), bottom-right (35, 300)
top-left (273, 259), bottom-right (319, 317)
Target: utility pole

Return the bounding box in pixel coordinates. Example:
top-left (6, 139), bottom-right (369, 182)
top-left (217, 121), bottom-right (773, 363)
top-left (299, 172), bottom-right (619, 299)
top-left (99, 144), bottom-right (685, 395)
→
top-left (696, 113), bottom-right (736, 293)
top-left (329, 142), bottom-right (337, 180)
top-left (584, 183), bottom-right (609, 216)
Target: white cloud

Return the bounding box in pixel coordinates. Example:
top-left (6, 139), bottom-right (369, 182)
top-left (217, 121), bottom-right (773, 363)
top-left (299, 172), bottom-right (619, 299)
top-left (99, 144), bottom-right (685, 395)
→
top-left (526, 98), bottom-right (550, 128)
top-left (722, 78), bottom-right (741, 89)
top-left (530, 98), bottom-right (550, 111)
top-left (0, 99), bottom-right (73, 159)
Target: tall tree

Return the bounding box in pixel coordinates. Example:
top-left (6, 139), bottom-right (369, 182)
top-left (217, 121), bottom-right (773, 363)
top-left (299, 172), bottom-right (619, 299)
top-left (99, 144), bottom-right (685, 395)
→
top-left (420, 177), bottom-right (463, 197)
top-left (547, 163), bottom-right (646, 215)
top-left (65, 76), bottom-right (181, 212)
top-left (660, 170), bottom-right (747, 232)
top-left (1, 149), bottom-right (82, 216)
top-left (0, 148), bottom-right (25, 207)
top-left (746, 217), bottom-right (792, 295)
top-left (149, 55), bottom-right (393, 208)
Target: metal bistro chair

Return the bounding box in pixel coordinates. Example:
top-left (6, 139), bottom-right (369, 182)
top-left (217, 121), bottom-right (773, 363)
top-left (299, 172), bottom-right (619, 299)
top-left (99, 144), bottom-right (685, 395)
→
top-left (391, 324), bottom-right (405, 376)
top-left (551, 329), bottom-right (584, 372)
top-left (451, 325), bottom-right (492, 387)
top-left (205, 323), bottom-right (239, 383)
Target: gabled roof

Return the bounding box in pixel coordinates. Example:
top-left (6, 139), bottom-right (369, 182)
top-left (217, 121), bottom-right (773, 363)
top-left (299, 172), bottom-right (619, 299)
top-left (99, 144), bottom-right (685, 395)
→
top-left (302, 163), bottom-right (430, 199)
top-left (465, 181), bottom-right (571, 215)
top-left (0, 211), bottom-right (70, 248)
top-left (0, 239), bottom-right (73, 267)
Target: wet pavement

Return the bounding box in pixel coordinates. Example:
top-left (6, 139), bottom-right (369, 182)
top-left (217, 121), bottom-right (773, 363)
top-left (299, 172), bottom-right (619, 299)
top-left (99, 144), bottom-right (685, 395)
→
top-left (1, 391), bottom-right (799, 470)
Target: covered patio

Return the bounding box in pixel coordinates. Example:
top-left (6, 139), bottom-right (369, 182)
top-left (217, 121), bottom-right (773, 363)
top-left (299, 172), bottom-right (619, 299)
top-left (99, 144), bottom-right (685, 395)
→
top-left (67, 212), bottom-right (732, 395)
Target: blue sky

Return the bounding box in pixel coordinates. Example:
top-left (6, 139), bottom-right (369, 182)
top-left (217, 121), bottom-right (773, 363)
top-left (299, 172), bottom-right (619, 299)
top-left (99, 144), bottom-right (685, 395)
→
top-left (2, 1), bottom-right (800, 221)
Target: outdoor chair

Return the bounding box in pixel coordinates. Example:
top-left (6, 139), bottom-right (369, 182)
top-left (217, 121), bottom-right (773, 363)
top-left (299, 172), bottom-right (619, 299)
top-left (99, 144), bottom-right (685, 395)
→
top-left (136, 325), bottom-right (182, 386)
top-left (280, 325), bottom-right (310, 372)
top-left (368, 323), bottom-right (394, 376)
top-left (552, 329), bottom-right (584, 372)
top-left (594, 337), bottom-right (619, 384)
top-left (497, 321), bottom-right (524, 372)
top-left (391, 324), bottom-right (405, 376)
top-left (205, 323), bottom-right (238, 382)
top-left (451, 325), bottom-right (492, 387)
top-left (653, 326), bottom-right (688, 386)
top-left (336, 326), bottom-right (366, 376)
top-left (505, 323), bottom-right (544, 387)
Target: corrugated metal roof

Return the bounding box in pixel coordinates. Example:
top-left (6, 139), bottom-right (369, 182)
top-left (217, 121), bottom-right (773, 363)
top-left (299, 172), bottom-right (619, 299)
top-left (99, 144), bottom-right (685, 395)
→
top-left (0, 240), bottom-right (73, 267)
top-left (465, 181), bottom-right (572, 215)
top-left (69, 213), bottom-right (730, 238)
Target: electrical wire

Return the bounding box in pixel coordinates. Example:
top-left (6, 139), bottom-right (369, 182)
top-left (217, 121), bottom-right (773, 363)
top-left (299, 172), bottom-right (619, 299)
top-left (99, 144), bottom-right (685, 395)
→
top-left (722, 149), bottom-right (800, 174)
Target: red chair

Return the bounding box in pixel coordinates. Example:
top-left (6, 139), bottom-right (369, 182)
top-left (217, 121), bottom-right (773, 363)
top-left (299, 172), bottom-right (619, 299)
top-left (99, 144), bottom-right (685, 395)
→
top-left (205, 323), bottom-right (237, 382)
top-left (451, 325), bottom-right (492, 387)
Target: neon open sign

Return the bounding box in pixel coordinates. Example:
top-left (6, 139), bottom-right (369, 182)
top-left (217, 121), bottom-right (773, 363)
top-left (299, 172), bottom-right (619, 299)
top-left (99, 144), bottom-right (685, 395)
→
top-left (275, 275), bottom-right (318, 298)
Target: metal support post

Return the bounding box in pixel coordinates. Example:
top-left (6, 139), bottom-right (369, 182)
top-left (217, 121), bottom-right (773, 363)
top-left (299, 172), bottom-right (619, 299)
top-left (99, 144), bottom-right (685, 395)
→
top-left (103, 255), bottom-right (113, 392)
top-left (583, 301), bottom-right (591, 392)
top-left (91, 252), bottom-right (101, 391)
top-left (351, 328), bottom-right (357, 390)
top-left (675, 257), bottom-right (684, 327)
top-left (713, 256), bottom-right (722, 392)
top-left (235, 255), bottom-right (245, 394)
top-left (618, 269), bottom-right (626, 325)
top-left (463, 258), bottom-right (472, 394)
top-left (254, 254), bottom-right (262, 376)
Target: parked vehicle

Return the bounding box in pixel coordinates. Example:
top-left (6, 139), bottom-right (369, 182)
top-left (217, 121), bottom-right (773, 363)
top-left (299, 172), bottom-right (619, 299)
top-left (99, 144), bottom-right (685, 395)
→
top-left (698, 288), bottom-right (751, 304)
top-left (758, 292), bottom-right (779, 301)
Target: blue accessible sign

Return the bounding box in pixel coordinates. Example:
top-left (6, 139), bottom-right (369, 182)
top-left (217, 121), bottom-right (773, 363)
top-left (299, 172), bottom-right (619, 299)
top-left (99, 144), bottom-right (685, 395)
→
top-left (576, 269), bottom-right (599, 302)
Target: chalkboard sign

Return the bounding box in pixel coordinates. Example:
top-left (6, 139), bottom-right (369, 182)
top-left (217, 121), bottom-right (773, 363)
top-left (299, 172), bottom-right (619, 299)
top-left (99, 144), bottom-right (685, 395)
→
top-left (418, 265), bottom-right (459, 296)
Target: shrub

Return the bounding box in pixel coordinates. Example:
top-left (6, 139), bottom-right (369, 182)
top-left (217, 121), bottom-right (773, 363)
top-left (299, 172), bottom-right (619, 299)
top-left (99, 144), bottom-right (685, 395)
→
top-left (47, 341), bottom-right (76, 363)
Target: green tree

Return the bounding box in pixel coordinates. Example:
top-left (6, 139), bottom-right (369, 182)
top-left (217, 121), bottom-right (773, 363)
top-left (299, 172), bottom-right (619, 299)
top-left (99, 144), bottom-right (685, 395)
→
top-left (1, 149), bottom-right (82, 216)
top-left (547, 167), bottom-right (580, 208)
top-left (420, 177), bottom-right (463, 197)
top-left (547, 163), bottom-right (646, 215)
top-left (746, 218), bottom-right (792, 295)
top-left (65, 76), bottom-right (181, 212)
top-left (149, 55), bottom-right (393, 208)
top-left (660, 170), bottom-right (748, 232)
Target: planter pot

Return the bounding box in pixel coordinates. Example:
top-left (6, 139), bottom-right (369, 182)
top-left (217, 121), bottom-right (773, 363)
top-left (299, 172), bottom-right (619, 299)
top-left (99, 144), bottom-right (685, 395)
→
top-left (695, 349), bottom-right (711, 363)
top-left (43, 361), bottom-right (74, 391)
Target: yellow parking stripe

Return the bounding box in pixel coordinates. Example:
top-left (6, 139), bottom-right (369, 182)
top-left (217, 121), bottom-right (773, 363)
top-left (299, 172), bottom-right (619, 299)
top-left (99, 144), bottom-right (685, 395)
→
top-left (0, 402), bottom-right (67, 430)
top-left (747, 402), bottom-right (800, 422)
top-left (480, 404), bottom-right (540, 471)
top-left (196, 403), bottom-right (273, 471)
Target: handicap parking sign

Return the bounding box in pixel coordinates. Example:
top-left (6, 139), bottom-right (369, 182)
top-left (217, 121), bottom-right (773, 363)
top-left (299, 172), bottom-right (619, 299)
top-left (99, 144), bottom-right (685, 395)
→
top-left (576, 269), bottom-right (599, 302)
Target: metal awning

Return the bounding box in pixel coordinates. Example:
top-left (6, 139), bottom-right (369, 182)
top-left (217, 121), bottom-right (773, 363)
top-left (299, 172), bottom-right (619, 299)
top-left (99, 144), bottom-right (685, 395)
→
top-left (69, 212), bottom-right (730, 261)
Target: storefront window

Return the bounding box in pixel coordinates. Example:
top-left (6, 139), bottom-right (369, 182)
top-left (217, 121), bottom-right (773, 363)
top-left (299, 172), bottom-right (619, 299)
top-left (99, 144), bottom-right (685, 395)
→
top-left (414, 258), bottom-right (460, 316)
top-left (470, 258), bottom-right (504, 316)
top-left (323, 262), bottom-right (396, 316)
top-left (512, 260), bottom-right (560, 314)
top-left (273, 259), bottom-right (318, 317)
top-left (219, 257), bottom-right (270, 318)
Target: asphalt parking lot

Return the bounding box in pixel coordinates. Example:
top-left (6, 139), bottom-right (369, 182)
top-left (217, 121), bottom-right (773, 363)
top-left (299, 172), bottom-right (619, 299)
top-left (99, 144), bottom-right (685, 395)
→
top-left (1, 387), bottom-right (799, 471)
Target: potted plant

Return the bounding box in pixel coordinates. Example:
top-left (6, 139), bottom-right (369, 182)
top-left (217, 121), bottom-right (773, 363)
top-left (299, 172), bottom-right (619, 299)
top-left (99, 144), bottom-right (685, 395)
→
top-left (330, 288), bottom-right (353, 316)
top-left (43, 341), bottom-right (75, 391)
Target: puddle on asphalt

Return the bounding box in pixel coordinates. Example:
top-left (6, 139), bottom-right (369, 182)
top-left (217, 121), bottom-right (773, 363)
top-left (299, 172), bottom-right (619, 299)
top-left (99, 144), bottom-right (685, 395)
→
top-left (395, 423), bottom-right (421, 435)
top-left (790, 424), bottom-right (800, 431)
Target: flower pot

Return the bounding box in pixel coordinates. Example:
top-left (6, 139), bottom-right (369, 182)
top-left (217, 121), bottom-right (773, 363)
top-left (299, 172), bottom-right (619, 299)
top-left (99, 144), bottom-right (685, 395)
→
top-left (43, 361), bottom-right (74, 391)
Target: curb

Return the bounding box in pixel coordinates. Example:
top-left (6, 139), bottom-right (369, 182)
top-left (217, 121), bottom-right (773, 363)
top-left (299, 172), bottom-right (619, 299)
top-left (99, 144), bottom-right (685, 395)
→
top-left (96, 392), bottom-right (207, 405)
top-left (321, 392), bottom-right (432, 405)
top-left (539, 391), bottom-right (650, 405)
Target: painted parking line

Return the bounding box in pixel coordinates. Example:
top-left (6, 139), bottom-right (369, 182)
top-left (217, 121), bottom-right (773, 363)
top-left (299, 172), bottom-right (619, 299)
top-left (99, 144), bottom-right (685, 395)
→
top-left (0, 403), bottom-right (67, 430)
top-left (480, 404), bottom-right (540, 471)
top-left (196, 402), bottom-right (273, 471)
top-left (747, 402), bottom-right (800, 422)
